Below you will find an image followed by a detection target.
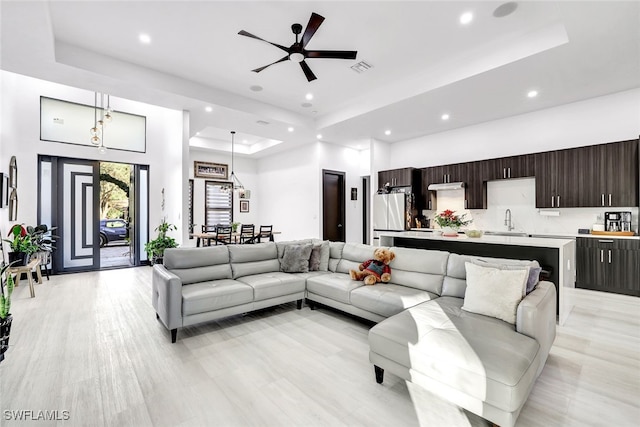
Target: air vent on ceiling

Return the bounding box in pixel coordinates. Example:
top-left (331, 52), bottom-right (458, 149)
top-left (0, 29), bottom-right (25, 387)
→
top-left (256, 120), bottom-right (270, 126)
top-left (350, 61), bottom-right (373, 74)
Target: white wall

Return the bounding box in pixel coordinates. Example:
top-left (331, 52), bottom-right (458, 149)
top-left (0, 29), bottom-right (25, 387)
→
top-left (187, 148), bottom-right (259, 246)
top-left (0, 71), bottom-right (184, 248)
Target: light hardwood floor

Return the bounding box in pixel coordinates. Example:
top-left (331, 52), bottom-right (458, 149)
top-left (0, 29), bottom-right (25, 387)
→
top-left (1, 268), bottom-right (638, 426)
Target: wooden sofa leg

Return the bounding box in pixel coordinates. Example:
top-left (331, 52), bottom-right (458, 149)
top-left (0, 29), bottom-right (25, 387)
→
top-left (306, 299), bottom-right (316, 310)
top-left (296, 299), bottom-right (303, 310)
top-left (170, 328), bottom-right (177, 343)
top-left (156, 313), bottom-right (159, 320)
top-left (374, 366), bottom-right (384, 384)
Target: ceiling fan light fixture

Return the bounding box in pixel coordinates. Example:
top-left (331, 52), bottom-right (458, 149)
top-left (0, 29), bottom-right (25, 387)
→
top-left (289, 52), bottom-right (305, 63)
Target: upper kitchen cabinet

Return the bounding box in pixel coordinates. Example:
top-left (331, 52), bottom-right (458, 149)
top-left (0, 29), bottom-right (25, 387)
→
top-left (422, 162), bottom-right (487, 210)
top-left (484, 154), bottom-right (535, 181)
top-left (535, 139), bottom-right (639, 208)
top-left (589, 139), bottom-right (639, 207)
top-left (378, 167), bottom-right (415, 188)
top-left (535, 147), bottom-right (583, 208)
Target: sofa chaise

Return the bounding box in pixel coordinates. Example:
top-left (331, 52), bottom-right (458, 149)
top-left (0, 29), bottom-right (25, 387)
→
top-left (151, 240), bottom-right (556, 427)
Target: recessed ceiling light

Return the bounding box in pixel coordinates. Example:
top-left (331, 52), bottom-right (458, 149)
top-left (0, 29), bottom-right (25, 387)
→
top-left (305, 93), bottom-right (314, 101)
top-left (242, 139), bottom-right (248, 144)
top-left (384, 130), bottom-right (391, 136)
top-left (249, 85), bottom-right (263, 92)
top-left (316, 134), bottom-right (323, 139)
top-left (139, 33), bottom-right (151, 44)
top-left (287, 127), bottom-right (294, 132)
top-left (459, 12), bottom-right (474, 25)
top-left (441, 114), bottom-right (450, 121)
top-left (196, 132), bottom-right (200, 136)
top-left (527, 90), bottom-right (539, 98)
top-left (205, 106), bottom-right (213, 112)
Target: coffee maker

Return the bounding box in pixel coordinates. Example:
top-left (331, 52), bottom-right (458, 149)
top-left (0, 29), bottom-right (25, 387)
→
top-left (604, 211), bottom-right (632, 232)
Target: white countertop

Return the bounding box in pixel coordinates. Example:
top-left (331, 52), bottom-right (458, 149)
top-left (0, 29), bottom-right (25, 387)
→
top-left (409, 228), bottom-right (640, 240)
top-left (381, 231), bottom-right (575, 248)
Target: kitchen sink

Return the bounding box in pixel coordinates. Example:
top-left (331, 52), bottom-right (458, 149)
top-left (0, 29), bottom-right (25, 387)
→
top-left (484, 231), bottom-right (529, 237)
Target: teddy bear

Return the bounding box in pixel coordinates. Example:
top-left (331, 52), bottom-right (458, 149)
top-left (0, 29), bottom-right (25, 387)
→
top-left (349, 247), bottom-right (395, 285)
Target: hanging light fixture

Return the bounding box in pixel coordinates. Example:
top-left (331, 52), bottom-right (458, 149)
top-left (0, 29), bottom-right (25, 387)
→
top-left (229, 130), bottom-right (244, 191)
top-left (89, 91), bottom-right (113, 152)
top-left (90, 92), bottom-right (101, 146)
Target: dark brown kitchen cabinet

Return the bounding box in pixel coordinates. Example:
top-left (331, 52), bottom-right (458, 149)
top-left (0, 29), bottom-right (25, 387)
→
top-left (378, 167), bottom-right (414, 188)
top-left (576, 237), bottom-right (640, 297)
top-left (586, 140), bottom-right (639, 208)
top-left (485, 154), bottom-right (535, 181)
top-left (422, 162), bottom-right (487, 210)
top-left (535, 147), bottom-right (583, 208)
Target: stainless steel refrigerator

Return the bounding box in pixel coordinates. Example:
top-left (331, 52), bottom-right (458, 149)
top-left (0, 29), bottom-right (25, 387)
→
top-left (373, 193), bottom-right (407, 244)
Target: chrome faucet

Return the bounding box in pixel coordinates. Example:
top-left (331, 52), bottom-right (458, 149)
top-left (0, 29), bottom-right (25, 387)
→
top-left (504, 209), bottom-right (514, 231)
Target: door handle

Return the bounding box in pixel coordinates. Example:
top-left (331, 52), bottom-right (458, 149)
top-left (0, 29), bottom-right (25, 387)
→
top-left (608, 250), bottom-right (612, 264)
top-left (337, 224), bottom-right (343, 228)
top-left (428, 200), bottom-right (432, 210)
top-left (601, 193), bottom-right (605, 206)
top-left (503, 168), bottom-right (506, 179)
top-left (600, 249), bottom-right (604, 263)
top-left (556, 195), bottom-right (560, 207)
top-left (609, 194), bottom-right (612, 206)
top-left (551, 196), bottom-right (554, 207)
top-left (508, 167), bottom-right (511, 178)
top-left (464, 199), bottom-right (468, 209)
top-left (598, 239), bottom-right (614, 243)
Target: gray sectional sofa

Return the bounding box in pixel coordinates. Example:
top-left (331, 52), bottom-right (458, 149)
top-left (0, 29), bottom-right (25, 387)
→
top-left (152, 240), bottom-right (556, 427)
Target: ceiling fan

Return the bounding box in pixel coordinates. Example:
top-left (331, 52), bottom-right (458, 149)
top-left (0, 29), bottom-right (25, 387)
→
top-left (238, 12), bottom-right (357, 82)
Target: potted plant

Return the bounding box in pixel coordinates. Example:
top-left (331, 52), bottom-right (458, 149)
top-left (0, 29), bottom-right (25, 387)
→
top-left (3, 224), bottom-right (38, 266)
top-left (144, 220), bottom-right (178, 264)
top-left (0, 262), bottom-right (16, 363)
top-left (231, 222), bottom-right (240, 233)
top-left (434, 209), bottom-right (472, 237)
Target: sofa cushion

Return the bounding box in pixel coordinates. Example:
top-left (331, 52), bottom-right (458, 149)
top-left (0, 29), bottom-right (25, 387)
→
top-left (474, 258), bottom-right (542, 295)
top-left (228, 243), bottom-right (280, 279)
top-left (236, 272), bottom-right (306, 301)
top-left (328, 241), bottom-right (345, 272)
top-left (337, 243), bottom-right (380, 274)
top-left (306, 273), bottom-right (364, 304)
top-left (311, 239), bottom-right (331, 271)
top-left (182, 279), bottom-right (253, 316)
top-left (280, 243), bottom-right (313, 273)
top-left (388, 247), bottom-right (449, 294)
top-left (276, 239), bottom-right (312, 260)
top-left (350, 284), bottom-right (438, 318)
top-left (462, 262), bottom-right (528, 325)
top-left (164, 246), bottom-right (232, 285)
top-left (308, 243), bottom-right (322, 271)
top-left (369, 297), bottom-right (540, 412)
top-left (442, 253), bottom-right (540, 298)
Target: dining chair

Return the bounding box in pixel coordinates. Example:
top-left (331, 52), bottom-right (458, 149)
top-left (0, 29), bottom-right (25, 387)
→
top-left (214, 225), bottom-right (233, 245)
top-left (256, 225), bottom-right (273, 243)
top-left (239, 224), bottom-right (255, 244)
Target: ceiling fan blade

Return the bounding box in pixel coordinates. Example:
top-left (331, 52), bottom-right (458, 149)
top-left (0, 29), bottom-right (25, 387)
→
top-left (238, 30), bottom-right (290, 53)
top-left (299, 60), bottom-right (317, 82)
top-left (306, 50), bottom-right (358, 60)
top-left (301, 13), bottom-right (325, 48)
top-left (252, 56), bottom-right (290, 73)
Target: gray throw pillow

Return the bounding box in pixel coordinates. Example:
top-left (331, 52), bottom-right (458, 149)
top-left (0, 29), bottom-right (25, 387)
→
top-left (309, 243), bottom-right (322, 271)
top-left (474, 258), bottom-right (541, 295)
top-left (281, 243), bottom-right (313, 273)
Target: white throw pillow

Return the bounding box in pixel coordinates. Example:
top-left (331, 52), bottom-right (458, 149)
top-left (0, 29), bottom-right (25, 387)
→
top-left (462, 262), bottom-right (529, 325)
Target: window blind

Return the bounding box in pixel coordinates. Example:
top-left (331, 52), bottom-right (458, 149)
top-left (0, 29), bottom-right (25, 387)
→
top-left (205, 181), bottom-right (232, 227)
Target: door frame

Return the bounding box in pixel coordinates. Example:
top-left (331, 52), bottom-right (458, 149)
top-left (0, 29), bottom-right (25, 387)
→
top-left (322, 169), bottom-right (346, 242)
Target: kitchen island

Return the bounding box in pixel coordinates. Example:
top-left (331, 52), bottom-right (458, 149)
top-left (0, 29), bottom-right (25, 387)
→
top-left (379, 231), bottom-right (576, 325)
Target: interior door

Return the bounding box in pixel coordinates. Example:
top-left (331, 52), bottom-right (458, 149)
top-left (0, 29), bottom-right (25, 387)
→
top-left (322, 169), bottom-right (345, 241)
top-left (58, 158), bottom-right (100, 272)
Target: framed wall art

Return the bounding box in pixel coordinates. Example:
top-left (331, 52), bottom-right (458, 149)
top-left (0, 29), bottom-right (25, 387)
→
top-left (239, 200), bottom-right (250, 213)
top-left (194, 161), bottom-right (228, 179)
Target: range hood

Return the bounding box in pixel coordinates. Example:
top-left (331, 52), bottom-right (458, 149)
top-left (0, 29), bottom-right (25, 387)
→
top-left (427, 182), bottom-right (465, 191)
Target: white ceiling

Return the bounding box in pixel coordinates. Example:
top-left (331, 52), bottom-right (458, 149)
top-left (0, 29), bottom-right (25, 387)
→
top-left (1, 1), bottom-right (639, 157)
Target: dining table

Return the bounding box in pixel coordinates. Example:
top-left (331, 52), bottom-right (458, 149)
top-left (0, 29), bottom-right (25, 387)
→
top-left (191, 231), bottom-right (279, 247)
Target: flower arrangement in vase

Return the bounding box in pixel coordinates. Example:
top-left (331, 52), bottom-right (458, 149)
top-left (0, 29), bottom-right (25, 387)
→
top-left (434, 209), bottom-right (472, 237)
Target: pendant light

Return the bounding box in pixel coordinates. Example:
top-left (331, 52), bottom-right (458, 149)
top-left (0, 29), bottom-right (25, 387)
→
top-left (229, 131), bottom-right (244, 190)
top-left (90, 92), bottom-right (101, 146)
